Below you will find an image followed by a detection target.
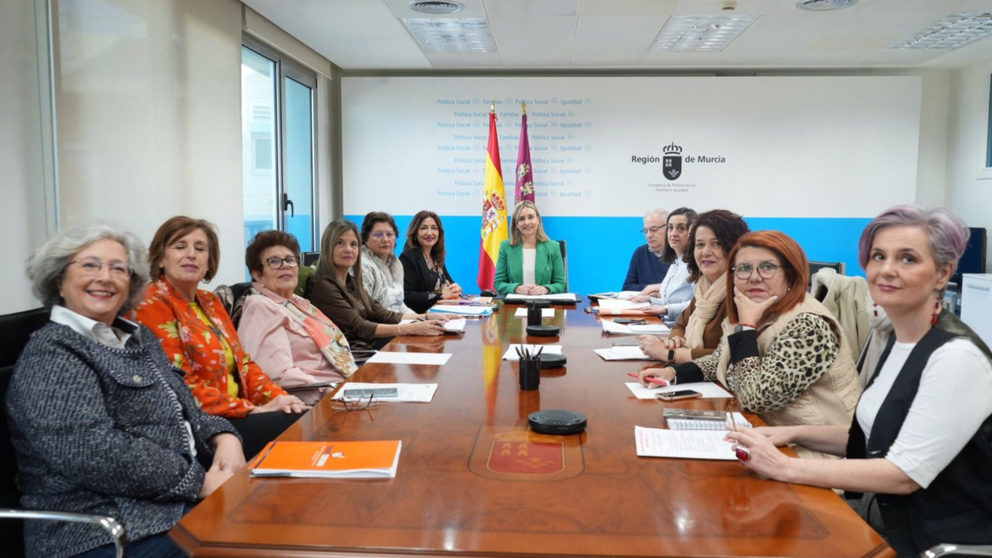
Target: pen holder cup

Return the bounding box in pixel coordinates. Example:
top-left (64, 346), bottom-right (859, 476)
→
top-left (519, 359), bottom-right (541, 391)
top-left (527, 301), bottom-right (549, 327)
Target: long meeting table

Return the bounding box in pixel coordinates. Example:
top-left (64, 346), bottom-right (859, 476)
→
top-left (172, 300), bottom-right (893, 558)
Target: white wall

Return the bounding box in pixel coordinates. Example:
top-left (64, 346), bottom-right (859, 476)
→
top-left (947, 56), bottom-right (992, 270)
top-left (0, 0), bottom-right (56, 314)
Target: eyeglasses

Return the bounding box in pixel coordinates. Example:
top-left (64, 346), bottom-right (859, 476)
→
top-left (68, 257), bottom-right (131, 278)
top-left (371, 232), bottom-right (396, 240)
top-left (264, 256), bottom-right (300, 269)
top-left (640, 225), bottom-right (667, 235)
top-left (331, 394), bottom-right (379, 412)
top-left (733, 262), bottom-right (782, 281)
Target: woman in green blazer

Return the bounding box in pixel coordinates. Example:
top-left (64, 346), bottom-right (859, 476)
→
top-left (495, 201), bottom-right (567, 295)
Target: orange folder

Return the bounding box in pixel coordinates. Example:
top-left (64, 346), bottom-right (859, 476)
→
top-left (249, 440), bottom-right (402, 478)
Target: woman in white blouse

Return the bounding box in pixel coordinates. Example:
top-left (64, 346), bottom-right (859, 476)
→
top-left (634, 206), bottom-right (696, 321)
top-left (358, 211), bottom-right (413, 313)
top-left (726, 205), bottom-right (992, 557)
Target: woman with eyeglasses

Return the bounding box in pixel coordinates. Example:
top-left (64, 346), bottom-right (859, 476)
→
top-left (639, 209), bottom-right (748, 363)
top-left (236, 230), bottom-right (358, 405)
top-left (134, 216), bottom-right (309, 458)
top-left (9, 223), bottom-right (242, 558)
top-left (359, 211), bottom-right (413, 313)
top-left (640, 230), bottom-right (862, 456)
top-left (309, 219), bottom-right (445, 352)
top-left (633, 207), bottom-right (697, 321)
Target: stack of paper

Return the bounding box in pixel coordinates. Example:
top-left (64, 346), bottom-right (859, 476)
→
top-left (504, 293), bottom-right (579, 303)
top-left (589, 291), bottom-right (641, 300)
top-left (634, 426), bottom-right (736, 461)
top-left (666, 412), bottom-right (752, 431)
top-left (250, 440), bottom-right (402, 478)
top-left (429, 305), bottom-right (493, 316)
top-left (601, 319), bottom-right (670, 336)
top-left (596, 299), bottom-right (651, 316)
top-left (624, 381), bottom-right (734, 400)
top-left (331, 382), bottom-right (438, 403)
top-left (593, 346), bottom-right (652, 361)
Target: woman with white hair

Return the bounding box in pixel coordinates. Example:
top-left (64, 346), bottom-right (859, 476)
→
top-left (6, 223), bottom-right (243, 558)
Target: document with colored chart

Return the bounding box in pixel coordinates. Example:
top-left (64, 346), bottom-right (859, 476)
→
top-left (250, 440), bottom-right (402, 478)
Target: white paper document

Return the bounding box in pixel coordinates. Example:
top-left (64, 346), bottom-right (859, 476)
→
top-left (429, 305), bottom-right (493, 316)
top-left (593, 346), bottom-right (652, 361)
top-left (365, 352), bottom-right (452, 366)
top-left (596, 299), bottom-right (650, 315)
top-left (513, 308), bottom-right (556, 318)
top-left (589, 291), bottom-right (640, 300)
top-left (624, 381), bottom-right (734, 400)
top-left (601, 319), bottom-right (670, 336)
top-left (504, 293), bottom-right (579, 303)
top-left (442, 319), bottom-right (466, 333)
top-left (502, 344), bottom-right (563, 361)
top-left (332, 383), bottom-right (438, 403)
top-left (634, 426), bottom-right (737, 461)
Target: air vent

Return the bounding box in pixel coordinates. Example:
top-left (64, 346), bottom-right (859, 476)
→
top-left (796, 0), bottom-right (857, 11)
top-left (410, 1), bottom-right (463, 15)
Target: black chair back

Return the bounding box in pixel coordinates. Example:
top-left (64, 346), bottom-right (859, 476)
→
top-left (0, 308), bottom-right (50, 558)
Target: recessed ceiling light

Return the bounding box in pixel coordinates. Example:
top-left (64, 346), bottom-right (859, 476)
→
top-left (796, 0), bottom-right (857, 11)
top-left (887, 13), bottom-right (992, 50)
top-left (403, 18), bottom-right (495, 53)
top-left (409, 1), bottom-right (463, 15)
top-left (650, 15), bottom-right (758, 52)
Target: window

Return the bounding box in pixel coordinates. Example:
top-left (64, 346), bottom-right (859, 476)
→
top-left (240, 39), bottom-right (318, 262)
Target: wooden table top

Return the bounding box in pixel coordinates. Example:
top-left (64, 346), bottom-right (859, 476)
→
top-left (172, 301), bottom-right (893, 558)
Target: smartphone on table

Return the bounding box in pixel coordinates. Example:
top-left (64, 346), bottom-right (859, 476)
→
top-left (655, 390), bottom-right (702, 401)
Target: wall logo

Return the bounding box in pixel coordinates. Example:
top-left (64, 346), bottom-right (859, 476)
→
top-left (663, 143), bottom-right (682, 181)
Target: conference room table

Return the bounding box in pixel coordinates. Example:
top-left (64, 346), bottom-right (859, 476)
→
top-left (172, 300), bottom-right (893, 558)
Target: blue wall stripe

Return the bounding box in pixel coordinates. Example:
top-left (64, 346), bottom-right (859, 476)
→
top-left (343, 215), bottom-right (871, 296)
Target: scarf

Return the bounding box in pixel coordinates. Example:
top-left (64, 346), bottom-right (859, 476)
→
top-left (684, 273), bottom-right (727, 348)
top-left (251, 285), bottom-right (358, 377)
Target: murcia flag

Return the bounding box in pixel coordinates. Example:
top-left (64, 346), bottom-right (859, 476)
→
top-left (515, 103), bottom-right (535, 204)
top-left (478, 106), bottom-right (508, 291)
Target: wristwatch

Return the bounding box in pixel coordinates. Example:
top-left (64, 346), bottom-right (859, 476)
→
top-left (734, 324), bottom-right (755, 334)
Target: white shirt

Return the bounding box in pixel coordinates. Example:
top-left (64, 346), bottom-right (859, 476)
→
top-left (522, 247), bottom-right (536, 285)
top-left (856, 338), bottom-right (992, 488)
top-left (50, 305), bottom-right (198, 458)
top-left (649, 256), bottom-right (694, 321)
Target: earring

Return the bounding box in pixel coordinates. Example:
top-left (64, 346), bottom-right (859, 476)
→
top-left (873, 303), bottom-right (878, 318)
top-left (931, 297), bottom-right (941, 327)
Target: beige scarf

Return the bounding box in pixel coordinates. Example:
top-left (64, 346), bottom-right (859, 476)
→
top-left (684, 274), bottom-right (727, 348)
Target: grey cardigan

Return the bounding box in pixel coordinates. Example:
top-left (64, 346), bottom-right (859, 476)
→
top-left (5, 322), bottom-right (238, 558)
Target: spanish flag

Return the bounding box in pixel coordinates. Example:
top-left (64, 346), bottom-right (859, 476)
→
top-left (477, 105), bottom-right (508, 291)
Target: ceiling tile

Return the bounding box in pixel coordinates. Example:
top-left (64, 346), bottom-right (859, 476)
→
top-left (490, 17), bottom-right (576, 36)
top-left (673, 0), bottom-right (780, 16)
top-left (784, 50), bottom-right (864, 64)
top-left (865, 0), bottom-right (977, 15)
top-left (747, 13), bottom-right (857, 34)
top-left (806, 34), bottom-right (901, 50)
top-left (573, 36), bottom-right (656, 51)
top-left (767, 0), bottom-right (882, 14)
top-left (715, 51), bottom-right (791, 64)
top-left (483, 0), bottom-right (580, 18)
top-left (724, 32), bottom-right (818, 52)
top-left (833, 13), bottom-right (948, 36)
top-left (499, 52), bottom-right (572, 66)
top-left (494, 34), bottom-right (574, 53)
top-left (575, 16), bottom-right (665, 37)
top-left (579, 0), bottom-right (678, 17)
top-left (383, 0), bottom-right (488, 18)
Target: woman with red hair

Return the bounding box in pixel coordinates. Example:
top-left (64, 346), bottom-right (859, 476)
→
top-left (640, 231), bottom-right (862, 457)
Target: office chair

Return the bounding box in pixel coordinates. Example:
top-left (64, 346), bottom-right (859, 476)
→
top-left (558, 239), bottom-right (569, 292)
top-left (922, 544), bottom-right (992, 557)
top-left (0, 308), bottom-right (128, 558)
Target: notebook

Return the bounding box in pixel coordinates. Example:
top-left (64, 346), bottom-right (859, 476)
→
top-left (250, 440), bottom-right (402, 479)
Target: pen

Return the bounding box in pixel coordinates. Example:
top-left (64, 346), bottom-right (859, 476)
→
top-left (627, 372), bottom-right (669, 387)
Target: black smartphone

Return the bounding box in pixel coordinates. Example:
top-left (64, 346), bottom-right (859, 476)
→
top-left (614, 318), bottom-right (646, 325)
top-left (343, 387), bottom-right (399, 398)
top-left (655, 390), bottom-right (702, 401)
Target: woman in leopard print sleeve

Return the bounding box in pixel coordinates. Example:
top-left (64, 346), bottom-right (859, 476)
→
top-left (640, 231), bottom-right (862, 458)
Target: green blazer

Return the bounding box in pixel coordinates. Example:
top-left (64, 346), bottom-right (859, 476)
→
top-left (494, 239), bottom-right (567, 295)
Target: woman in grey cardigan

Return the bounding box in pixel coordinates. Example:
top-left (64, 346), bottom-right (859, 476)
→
top-left (5, 223), bottom-right (243, 558)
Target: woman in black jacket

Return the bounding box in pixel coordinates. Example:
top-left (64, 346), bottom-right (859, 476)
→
top-left (400, 211), bottom-right (463, 313)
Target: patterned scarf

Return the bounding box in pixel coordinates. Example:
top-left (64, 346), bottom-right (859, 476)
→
top-left (252, 285), bottom-right (358, 377)
top-left (684, 273), bottom-right (727, 348)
